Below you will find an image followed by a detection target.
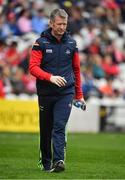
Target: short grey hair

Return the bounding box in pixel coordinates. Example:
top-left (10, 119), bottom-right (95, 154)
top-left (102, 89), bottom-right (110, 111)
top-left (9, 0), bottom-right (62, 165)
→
top-left (50, 9), bottom-right (68, 22)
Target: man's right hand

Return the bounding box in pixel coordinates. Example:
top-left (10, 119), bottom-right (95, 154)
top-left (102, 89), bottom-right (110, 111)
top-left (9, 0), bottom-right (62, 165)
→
top-left (50, 75), bottom-right (67, 87)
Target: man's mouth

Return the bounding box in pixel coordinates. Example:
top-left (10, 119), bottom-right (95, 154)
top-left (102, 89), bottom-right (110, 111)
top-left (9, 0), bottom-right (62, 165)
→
top-left (59, 30), bottom-right (64, 33)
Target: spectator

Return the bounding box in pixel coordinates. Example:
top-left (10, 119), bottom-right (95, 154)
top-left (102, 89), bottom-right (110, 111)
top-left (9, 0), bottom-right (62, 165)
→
top-left (92, 54), bottom-right (105, 79)
top-left (6, 12), bottom-right (21, 36)
top-left (0, 14), bottom-right (10, 39)
top-left (102, 54), bottom-right (120, 77)
top-left (10, 67), bottom-right (25, 95)
top-left (17, 9), bottom-right (32, 34)
top-left (5, 41), bottom-right (21, 66)
top-left (31, 8), bottom-right (48, 34)
top-left (82, 66), bottom-right (98, 99)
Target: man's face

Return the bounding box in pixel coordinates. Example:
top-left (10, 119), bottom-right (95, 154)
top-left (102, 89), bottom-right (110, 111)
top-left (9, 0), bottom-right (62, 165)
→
top-left (50, 16), bottom-right (67, 37)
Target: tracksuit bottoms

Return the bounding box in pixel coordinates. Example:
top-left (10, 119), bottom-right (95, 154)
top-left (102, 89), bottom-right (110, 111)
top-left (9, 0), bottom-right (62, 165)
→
top-left (38, 94), bottom-right (73, 169)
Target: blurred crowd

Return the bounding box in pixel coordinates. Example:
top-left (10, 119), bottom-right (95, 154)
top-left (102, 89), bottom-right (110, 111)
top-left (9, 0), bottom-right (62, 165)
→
top-left (0, 0), bottom-right (125, 100)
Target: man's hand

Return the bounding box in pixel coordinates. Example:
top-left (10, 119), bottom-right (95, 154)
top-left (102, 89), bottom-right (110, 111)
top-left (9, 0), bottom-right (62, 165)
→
top-left (50, 75), bottom-right (67, 87)
top-left (79, 98), bottom-right (86, 104)
top-left (73, 98), bottom-right (86, 110)
top-left (80, 98), bottom-right (86, 110)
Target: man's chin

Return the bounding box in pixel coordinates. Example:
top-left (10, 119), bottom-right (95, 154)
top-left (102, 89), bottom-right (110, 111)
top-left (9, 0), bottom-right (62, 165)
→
top-left (58, 32), bottom-right (65, 36)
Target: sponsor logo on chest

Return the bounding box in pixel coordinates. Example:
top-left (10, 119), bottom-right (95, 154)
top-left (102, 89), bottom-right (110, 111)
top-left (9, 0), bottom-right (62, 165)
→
top-left (65, 49), bottom-right (71, 55)
top-left (46, 49), bottom-right (53, 53)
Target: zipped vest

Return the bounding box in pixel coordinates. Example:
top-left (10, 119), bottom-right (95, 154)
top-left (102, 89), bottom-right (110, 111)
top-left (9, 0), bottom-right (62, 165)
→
top-left (36, 30), bottom-right (77, 96)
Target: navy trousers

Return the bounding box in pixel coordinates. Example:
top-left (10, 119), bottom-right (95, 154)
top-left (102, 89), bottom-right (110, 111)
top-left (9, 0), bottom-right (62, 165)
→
top-left (38, 94), bottom-right (73, 169)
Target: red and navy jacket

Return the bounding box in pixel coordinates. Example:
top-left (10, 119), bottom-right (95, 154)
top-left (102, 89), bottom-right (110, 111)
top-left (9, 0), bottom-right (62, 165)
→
top-left (29, 28), bottom-right (83, 99)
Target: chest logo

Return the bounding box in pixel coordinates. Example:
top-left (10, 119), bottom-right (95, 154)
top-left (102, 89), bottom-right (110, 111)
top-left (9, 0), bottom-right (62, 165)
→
top-left (65, 49), bottom-right (71, 55)
top-left (46, 49), bottom-right (52, 53)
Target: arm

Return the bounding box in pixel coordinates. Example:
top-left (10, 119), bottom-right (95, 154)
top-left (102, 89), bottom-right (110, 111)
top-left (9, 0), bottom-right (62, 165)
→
top-left (72, 51), bottom-right (84, 100)
top-left (29, 42), bottom-right (52, 81)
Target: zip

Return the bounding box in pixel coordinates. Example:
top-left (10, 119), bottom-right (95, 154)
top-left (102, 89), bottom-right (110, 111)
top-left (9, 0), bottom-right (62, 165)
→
top-left (57, 42), bottom-right (61, 75)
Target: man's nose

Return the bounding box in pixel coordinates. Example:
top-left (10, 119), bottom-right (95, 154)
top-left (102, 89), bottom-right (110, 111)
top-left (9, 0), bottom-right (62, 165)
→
top-left (60, 24), bottom-right (65, 29)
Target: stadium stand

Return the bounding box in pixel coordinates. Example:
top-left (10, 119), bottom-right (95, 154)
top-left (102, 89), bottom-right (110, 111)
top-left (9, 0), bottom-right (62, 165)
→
top-left (0, 0), bottom-right (125, 101)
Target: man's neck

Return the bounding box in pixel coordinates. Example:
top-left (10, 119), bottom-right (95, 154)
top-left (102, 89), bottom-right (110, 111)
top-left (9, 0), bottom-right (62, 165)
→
top-left (51, 31), bottom-right (62, 41)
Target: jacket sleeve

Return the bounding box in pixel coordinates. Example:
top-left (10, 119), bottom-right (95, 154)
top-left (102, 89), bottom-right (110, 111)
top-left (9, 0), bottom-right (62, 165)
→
top-left (72, 51), bottom-right (84, 99)
top-left (29, 41), bottom-right (52, 81)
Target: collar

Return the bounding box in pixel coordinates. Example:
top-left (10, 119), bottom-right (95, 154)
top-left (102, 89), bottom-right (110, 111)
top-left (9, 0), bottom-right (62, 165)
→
top-left (41, 28), bottom-right (69, 43)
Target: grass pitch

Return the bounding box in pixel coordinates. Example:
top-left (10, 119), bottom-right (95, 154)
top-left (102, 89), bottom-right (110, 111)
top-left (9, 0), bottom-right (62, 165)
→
top-left (0, 132), bottom-right (125, 179)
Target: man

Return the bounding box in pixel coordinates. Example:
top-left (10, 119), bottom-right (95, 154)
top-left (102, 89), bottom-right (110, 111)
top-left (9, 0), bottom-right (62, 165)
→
top-left (29, 9), bottom-right (85, 172)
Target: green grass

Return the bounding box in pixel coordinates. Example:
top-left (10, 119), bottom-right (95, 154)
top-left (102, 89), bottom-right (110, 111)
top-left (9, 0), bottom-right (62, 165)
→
top-left (0, 133), bottom-right (125, 179)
